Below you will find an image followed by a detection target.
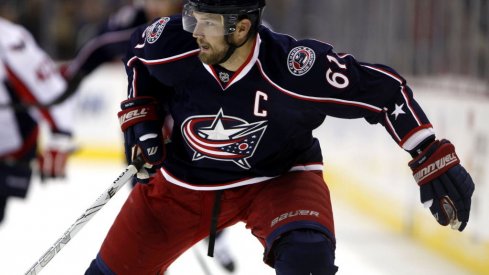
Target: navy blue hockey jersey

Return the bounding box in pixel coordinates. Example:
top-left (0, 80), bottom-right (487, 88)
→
top-left (124, 15), bottom-right (435, 190)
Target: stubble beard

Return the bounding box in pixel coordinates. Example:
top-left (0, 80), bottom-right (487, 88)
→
top-left (197, 40), bottom-right (229, 65)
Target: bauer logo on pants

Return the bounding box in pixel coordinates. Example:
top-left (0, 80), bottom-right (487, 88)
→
top-left (271, 210), bottom-right (320, 227)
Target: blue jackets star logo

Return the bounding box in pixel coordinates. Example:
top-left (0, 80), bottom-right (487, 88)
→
top-left (391, 103), bottom-right (406, 120)
top-left (181, 109), bottom-right (268, 169)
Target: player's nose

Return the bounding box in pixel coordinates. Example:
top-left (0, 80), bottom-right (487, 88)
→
top-left (192, 23), bottom-right (205, 38)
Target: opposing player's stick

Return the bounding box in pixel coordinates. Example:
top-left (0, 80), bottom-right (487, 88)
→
top-left (1, 73), bottom-right (83, 112)
top-left (192, 247), bottom-right (212, 275)
top-left (24, 157), bottom-right (144, 275)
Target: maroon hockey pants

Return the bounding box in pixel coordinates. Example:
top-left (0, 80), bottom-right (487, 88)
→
top-left (98, 170), bottom-right (335, 275)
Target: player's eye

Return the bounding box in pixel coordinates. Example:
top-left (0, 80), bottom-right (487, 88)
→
top-left (203, 20), bottom-right (216, 27)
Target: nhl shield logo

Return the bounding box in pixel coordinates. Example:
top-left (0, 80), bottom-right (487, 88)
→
top-left (287, 46), bottom-right (316, 76)
top-left (181, 109), bottom-right (267, 169)
top-left (219, 72), bottom-right (230, 83)
top-left (145, 17), bottom-right (170, 44)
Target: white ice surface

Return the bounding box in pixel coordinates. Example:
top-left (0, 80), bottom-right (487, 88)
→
top-left (0, 161), bottom-right (471, 275)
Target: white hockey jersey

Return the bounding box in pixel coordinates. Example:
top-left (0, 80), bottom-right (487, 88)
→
top-left (0, 17), bottom-right (75, 157)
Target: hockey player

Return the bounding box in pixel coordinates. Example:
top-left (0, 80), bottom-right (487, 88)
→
top-left (85, 0), bottom-right (475, 274)
top-left (59, 0), bottom-right (184, 104)
top-left (0, 17), bottom-right (76, 224)
top-left (62, 0), bottom-right (236, 272)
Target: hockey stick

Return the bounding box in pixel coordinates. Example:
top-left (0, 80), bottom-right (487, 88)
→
top-left (1, 72), bottom-right (83, 112)
top-left (0, 90), bottom-right (75, 112)
top-left (192, 247), bottom-right (212, 275)
top-left (24, 157), bottom-right (144, 275)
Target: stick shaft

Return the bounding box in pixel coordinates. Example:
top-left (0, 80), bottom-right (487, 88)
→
top-left (24, 163), bottom-right (139, 275)
top-left (192, 248), bottom-right (212, 275)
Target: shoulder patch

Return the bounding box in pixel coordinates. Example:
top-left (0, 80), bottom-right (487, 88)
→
top-left (145, 17), bottom-right (171, 44)
top-left (287, 46), bottom-right (316, 76)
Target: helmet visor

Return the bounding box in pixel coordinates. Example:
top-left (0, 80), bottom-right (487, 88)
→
top-left (182, 4), bottom-right (238, 36)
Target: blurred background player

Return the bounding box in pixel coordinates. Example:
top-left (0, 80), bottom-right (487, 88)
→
top-left (0, 16), bottom-right (76, 224)
top-left (58, 0), bottom-right (236, 272)
top-left (59, 0), bottom-right (183, 102)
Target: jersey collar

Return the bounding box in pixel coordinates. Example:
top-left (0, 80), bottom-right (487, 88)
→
top-left (202, 34), bottom-right (262, 91)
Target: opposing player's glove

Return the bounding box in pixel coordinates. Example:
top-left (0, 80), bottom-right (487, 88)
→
top-left (118, 97), bottom-right (165, 183)
top-left (38, 133), bottom-right (76, 181)
top-left (408, 139), bottom-right (475, 231)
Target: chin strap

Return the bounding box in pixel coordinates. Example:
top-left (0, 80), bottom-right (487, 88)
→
top-left (217, 41), bottom-right (237, 64)
top-left (217, 30), bottom-right (254, 64)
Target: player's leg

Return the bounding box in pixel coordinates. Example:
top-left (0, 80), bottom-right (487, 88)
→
top-left (246, 171), bottom-right (338, 274)
top-left (272, 229), bottom-right (337, 275)
top-left (0, 194), bottom-right (7, 223)
top-left (84, 180), bottom-right (169, 275)
top-left (0, 156), bottom-right (34, 224)
top-left (85, 257), bottom-right (113, 275)
top-left (85, 172), bottom-right (218, 275)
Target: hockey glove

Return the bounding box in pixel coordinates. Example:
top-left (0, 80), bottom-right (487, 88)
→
top-left (118, 97), bottom-right (165, 183)
top-left (408, 139), bottom-right (475, 231)
top-left (38, 132), bottom-right (76, 181)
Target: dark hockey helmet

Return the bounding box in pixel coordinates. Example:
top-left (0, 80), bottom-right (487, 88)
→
top-left (182, 0), bottom-right (266, 35)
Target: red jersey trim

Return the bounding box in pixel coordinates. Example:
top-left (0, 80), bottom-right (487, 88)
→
top-left (256, 60), bottom-right (383, 113)
top-left (127, 49), bottom-right (200, 67)
top-left (5, 66), bottom-right (58, 131)
top-left (399, 124), bottom-right (435, 149)
top-left (160, 162), bottom-right (324, 191)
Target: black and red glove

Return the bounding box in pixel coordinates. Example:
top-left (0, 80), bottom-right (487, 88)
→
top-left (118, 97), bottom-right (165, 183)
top-left (408, 139), bottom-right (475, 231)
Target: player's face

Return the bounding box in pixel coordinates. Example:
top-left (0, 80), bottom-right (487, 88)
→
top-left (191, 12), bottom-right (230, 65)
